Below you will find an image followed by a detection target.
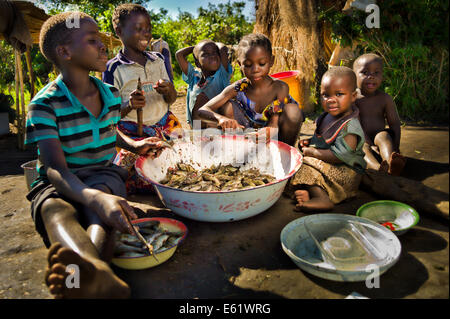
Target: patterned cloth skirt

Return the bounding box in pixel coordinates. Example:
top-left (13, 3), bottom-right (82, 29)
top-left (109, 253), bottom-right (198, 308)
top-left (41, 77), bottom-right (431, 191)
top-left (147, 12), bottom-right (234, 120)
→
top-left (288, 156), bottom-right (363, 204)
top-left (114, 111), bottom-right (182, 194)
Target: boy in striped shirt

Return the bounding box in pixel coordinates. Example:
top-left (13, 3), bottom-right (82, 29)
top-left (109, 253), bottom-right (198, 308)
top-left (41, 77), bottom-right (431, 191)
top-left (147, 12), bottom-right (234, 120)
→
top-left (25, 12), bottom-right (166, 298)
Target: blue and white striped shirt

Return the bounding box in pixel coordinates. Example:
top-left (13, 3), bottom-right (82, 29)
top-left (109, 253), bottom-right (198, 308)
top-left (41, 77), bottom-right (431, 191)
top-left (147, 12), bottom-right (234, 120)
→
top-left (25, 75), bottom-right (122, 186)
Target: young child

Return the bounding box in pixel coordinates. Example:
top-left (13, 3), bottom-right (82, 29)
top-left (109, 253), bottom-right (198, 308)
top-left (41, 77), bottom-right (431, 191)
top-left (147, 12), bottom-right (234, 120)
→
top-left (353, 53), bottom-right (406, 175)
top-left (26, 12), bottom-right (166, 298)
top-left (175, 40), bottom-right (232, 128)
top-left (103, 3), bottom-right (182, 193)
top-left (289, 66), bottom-right (367, 212)
top-left (198, 33), bottom-right (304, 146)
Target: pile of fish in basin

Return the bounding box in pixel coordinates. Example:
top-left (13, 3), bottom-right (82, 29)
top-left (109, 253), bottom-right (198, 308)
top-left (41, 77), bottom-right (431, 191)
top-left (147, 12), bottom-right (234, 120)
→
top-left (136, 133), bottom-right (302, 222)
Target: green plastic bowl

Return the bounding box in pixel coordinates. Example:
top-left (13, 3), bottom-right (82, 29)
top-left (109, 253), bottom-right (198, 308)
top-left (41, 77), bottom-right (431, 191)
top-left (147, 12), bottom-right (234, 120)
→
top-left (356, 200), bottom-right (419, 236)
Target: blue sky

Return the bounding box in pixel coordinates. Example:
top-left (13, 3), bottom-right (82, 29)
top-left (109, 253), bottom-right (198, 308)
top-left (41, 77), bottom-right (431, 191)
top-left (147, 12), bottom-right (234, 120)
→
top-left (34, 0), bottom-right (255, 20)
top-left (146, 0), bottom-right (255, 19)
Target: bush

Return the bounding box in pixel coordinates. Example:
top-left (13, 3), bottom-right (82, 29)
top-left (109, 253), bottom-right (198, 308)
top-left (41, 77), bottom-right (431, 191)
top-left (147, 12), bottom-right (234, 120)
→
top-left (319, 0), bottom-right (449, 123)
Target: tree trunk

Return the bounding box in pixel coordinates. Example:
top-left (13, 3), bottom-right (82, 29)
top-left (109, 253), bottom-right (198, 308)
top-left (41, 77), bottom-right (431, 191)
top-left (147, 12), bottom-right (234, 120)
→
top-left (254, 0), bottom-right (320, 113)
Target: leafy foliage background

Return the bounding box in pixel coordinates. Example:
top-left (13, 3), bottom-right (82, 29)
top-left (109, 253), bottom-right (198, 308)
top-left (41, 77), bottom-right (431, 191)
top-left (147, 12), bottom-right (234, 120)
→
top-left (318, 0), bottom-right (449, 123)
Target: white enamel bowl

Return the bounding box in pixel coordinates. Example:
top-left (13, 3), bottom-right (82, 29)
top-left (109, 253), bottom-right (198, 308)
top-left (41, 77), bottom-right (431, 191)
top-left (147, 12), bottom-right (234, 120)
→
top-left (135, 135), bottom-right (302, 222)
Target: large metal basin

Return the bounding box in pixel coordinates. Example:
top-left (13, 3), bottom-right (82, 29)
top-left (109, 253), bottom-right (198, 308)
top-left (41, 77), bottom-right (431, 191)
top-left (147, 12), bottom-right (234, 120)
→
top-left (135, 135), bottom-right (302, 222)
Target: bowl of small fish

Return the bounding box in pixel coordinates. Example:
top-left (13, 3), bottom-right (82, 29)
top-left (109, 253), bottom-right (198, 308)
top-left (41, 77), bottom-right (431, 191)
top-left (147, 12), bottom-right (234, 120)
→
top-left (356, 200), bottom-right (419, 236)
top-left (135, 134), bottom-right (302, 222)
top-left (111, 217), bottom-right (187, 270)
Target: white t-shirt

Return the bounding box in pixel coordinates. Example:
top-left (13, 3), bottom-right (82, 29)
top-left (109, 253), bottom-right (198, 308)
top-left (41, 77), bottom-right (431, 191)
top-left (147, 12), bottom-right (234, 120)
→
top-left (104, 51), bottom-right (171, 125)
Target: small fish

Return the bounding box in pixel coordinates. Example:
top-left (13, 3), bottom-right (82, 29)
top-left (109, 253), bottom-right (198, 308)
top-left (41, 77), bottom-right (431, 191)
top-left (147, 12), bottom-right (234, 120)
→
top-left (146, 231), bottom-right (164, 245)
top-left (152, 234), bottom-right (170, 251)
top-left (165, 231), bottom-right (185, 237)
top-left (115, 242), bottom-right (145, 254)
top-left (253, 179), bottom-right (266, 186)
top-left (137, 220), bottom-right (160, 229)
top-left (160, 162), bottom-right (275, 191)
top-left (202, 173), bottom-right (221, 187)
top-left (119, 234), bottom-right (142, 246)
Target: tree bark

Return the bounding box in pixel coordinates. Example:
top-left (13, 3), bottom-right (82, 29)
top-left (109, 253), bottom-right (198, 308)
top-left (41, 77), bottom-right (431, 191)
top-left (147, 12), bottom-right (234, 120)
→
top-left (254, 0), bottom-right (320, 113)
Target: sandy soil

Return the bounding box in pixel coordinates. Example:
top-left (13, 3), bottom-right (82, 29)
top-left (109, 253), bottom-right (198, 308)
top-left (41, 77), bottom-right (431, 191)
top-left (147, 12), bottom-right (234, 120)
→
top-left (0, 97), bottom-right (448, 299)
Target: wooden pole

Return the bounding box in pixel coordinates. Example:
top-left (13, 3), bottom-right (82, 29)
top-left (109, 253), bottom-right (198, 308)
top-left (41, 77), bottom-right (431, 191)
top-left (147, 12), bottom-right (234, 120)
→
top-left (25, 46), bottom-right (35, 99)
top-left (136, 77), bottom-right (143, 136)
top-left (16, 50), bottom-right (26, 150)
top-left (14, 50), bottom-right (22, 149)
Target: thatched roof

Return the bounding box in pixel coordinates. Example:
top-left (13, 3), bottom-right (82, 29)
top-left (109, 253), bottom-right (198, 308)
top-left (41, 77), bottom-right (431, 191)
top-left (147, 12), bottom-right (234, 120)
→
top-left (0, 1), bottom-right (122, 48)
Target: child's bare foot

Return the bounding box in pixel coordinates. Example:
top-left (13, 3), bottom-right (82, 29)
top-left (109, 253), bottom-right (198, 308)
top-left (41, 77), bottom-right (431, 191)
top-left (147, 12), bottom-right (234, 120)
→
top-left (45, 243), bottom-right (130, 299)
top-left (294, 190), bottom-right (310, 206)
top-left (388, 152), bottom-right (406, 176)
top-left (379, 160), bottom-right (389, 173)
top-left (294, 190), bottom-right (334, 212)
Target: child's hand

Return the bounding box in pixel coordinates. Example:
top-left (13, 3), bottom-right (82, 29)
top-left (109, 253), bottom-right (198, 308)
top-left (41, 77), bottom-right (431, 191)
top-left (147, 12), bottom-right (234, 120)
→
top-left (134, 137), bottom-right (166, 158)
top-left (302, 146), bottom-right (317, 157)
top-left (299, 139), bottom-right (310, 150)
top-left (218, 117), bottom-right (244, 130)
top-left (129, 89), bottom-right (145, 109)
top-left (89, 192), bottom-right (138, 235)
top-left (153, 79), bottom-right (174, 96)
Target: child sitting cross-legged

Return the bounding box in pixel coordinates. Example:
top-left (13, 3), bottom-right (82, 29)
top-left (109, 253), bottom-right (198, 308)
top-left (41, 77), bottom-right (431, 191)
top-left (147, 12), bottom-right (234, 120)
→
top-left (288, 66), bottom-right (367, 212)
top-left (26, 12), bottom-right (168, 298)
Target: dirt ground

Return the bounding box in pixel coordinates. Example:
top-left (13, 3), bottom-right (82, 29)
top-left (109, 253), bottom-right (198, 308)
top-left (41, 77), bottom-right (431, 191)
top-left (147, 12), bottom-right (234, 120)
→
top-left (0, 97), bottom-right (448, 299)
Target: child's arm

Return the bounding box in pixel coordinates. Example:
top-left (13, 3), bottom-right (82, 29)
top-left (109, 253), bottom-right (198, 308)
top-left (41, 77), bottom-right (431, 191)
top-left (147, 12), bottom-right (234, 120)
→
top-left (302, 134), bottom-right (358, 164)
top-left (216, 42), bottom-right (230, 69)
top-left (37, 139), bottom-right (137, 235)
top-left (116, 130), bottom-right (167, 159)
top-left (266, 113), bottom-right (280, 128)
top-left (384, 94), bottom-right (401, 152)
top-left (198, 84), bottom-right (243, 129)
top-left (276, 81), bottom-right (290, 104)
top-left (175, 46), bottom-right (194, 76)
top-left (264, 81), bottom-right (290, 129)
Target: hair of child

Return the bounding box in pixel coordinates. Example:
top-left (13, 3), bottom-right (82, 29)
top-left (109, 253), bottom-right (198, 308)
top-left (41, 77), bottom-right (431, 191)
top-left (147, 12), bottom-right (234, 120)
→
top-left (112, 3), bottom-right (150, 30)
top-left (323, 66), bottom-right (357, 91)
top-left (39, 11), bottom-right (93, 66)
top-left (353, 53), bottom-right (384, 70)
top-left (237, 33), bottom-right (272, 60)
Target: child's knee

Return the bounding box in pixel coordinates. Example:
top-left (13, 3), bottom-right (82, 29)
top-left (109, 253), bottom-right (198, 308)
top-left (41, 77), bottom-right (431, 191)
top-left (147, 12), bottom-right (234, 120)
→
top-left (282, 103), bottom-right (303, 124)
top-left (41, 198), bottom-right (78, 224)
top-left (374, 130), bottom-right (393, 145)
